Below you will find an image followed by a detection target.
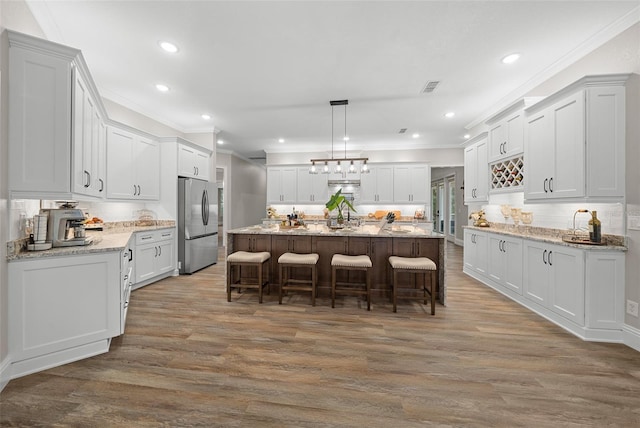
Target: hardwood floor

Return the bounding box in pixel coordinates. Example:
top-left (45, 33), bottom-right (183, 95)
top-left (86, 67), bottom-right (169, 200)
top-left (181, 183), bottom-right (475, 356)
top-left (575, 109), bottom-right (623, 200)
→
top-left (2, 244), bottom-right (640, 427)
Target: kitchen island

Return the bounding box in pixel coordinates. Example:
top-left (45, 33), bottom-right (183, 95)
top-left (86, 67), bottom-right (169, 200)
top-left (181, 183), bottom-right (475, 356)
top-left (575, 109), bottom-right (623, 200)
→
top-left (227, 224), bottom-right (446, 305)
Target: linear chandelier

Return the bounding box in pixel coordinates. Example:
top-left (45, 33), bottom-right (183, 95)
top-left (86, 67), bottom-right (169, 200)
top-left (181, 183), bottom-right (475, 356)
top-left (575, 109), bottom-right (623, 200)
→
top-left (309, 99), bottom-right (369, 174)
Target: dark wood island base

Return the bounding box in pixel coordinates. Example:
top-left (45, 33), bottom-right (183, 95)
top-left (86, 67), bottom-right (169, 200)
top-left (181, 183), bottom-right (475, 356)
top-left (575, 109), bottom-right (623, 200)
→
top-left (227, 224), bottom-right (446, 306)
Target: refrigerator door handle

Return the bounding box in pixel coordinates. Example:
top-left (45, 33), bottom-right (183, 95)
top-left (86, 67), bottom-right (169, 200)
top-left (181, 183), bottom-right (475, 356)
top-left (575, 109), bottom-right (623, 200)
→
top-left (203, 189), bottom-right (209, 225)
top-left (201, 190), bottom-right (207, 226)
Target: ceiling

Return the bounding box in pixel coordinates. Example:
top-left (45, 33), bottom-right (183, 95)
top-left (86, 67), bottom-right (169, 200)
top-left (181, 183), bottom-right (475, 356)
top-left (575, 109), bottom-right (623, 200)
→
top-left (25, 1), bottom-right (639, 160)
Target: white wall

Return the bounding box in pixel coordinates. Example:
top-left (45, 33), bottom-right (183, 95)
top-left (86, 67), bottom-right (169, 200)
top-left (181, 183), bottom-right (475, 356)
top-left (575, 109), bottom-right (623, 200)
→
top-left (217, 150), bottom-right (267, 232)
top-left (267, 147), bottom-right (463, 167)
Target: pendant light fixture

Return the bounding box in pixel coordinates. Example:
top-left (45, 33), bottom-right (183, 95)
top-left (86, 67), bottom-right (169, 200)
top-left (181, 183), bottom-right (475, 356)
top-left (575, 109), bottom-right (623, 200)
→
top-left (310, 100), bottom-right (369, 174)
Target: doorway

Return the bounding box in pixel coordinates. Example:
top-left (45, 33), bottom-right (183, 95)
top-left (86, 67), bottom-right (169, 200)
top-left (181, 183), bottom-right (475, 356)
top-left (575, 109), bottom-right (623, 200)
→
top-left (217, 167), bottom-right (224, 248)
top-left (431, 175), bottom-right (456, 243)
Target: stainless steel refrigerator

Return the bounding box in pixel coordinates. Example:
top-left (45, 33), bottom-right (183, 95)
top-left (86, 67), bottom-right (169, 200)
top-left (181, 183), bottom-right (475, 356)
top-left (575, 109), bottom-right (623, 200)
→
top-left (178, 177), bottom-right (218, 274)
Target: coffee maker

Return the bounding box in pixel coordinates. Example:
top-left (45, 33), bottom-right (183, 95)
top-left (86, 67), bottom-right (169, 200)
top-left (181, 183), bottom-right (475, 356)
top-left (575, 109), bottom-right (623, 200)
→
top-left (43, 208), bottom-right (94, 247)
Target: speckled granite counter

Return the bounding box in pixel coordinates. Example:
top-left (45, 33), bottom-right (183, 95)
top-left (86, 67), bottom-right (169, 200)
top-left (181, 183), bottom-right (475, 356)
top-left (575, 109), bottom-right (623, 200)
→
top-left (7, 221), bottom-right (176, 261)
top-left (464, 224), bottom-right (626, 251)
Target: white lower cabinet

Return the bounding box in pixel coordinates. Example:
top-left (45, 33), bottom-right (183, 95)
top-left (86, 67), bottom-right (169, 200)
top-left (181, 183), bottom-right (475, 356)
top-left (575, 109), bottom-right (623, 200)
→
top-left (464, 228), bottom-right (624, 342)
top-left (133, 229), bottom-right (176, 286)
top-left (585, 251), bottom-right (625, 331)
top-left (8, 252), bottom-right (121, 378)
top-left (487, 234), bottom-right (523, 295)
top-left (523, 241), bottom-right (585, 325)
top-left (463, 229), bottom-right (487, 275)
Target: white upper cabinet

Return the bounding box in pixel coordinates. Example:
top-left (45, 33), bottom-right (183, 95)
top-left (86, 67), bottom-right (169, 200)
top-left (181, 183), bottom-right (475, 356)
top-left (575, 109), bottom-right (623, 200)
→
top-left (106, 125), bottom-right (160, 200)
top-left (72, 70), bottom-right (106, 198)
top-left (485, 98), bottom-right (543, 163)
top-left (360, 165), bottom-right (394, 203)
top-left (297, 168), bottom-right (328, 203)
top-left (488, 111), bottom-right (524, 162)
top-left (524, 75), bottom-right (627, 203)
top-left (393, 164), bottom-right (430, 203)
top-left (7, 30), bottom-right (105, 200)
top-left (178, 143), bottom-right (211, 180)
top-left (463, 135), bottom-right (488, 204)
top-left (267, 167), bottom-right (297, 204)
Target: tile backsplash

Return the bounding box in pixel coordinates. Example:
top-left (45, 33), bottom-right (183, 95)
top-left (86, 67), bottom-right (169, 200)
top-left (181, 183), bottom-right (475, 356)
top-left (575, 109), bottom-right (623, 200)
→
top-left (467, 192), bottom-right (625, 236)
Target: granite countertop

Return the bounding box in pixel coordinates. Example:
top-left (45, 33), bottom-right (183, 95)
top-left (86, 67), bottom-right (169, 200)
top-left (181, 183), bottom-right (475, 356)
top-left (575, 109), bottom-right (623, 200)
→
top-left (7, 221), bottom-right (176, 261)
top-left (464, 224), bottom-right (627, 251)
top-left (229, 223), bottom-right (444, 238)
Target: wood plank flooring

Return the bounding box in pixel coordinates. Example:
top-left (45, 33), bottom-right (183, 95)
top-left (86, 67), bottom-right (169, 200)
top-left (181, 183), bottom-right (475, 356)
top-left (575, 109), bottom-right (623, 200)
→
top-left (2, 244), bottom-right (640, 427)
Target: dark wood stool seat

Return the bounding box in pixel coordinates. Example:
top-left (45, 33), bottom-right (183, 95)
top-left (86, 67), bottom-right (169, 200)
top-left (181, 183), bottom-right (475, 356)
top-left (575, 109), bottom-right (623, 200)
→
top-left (226, 251), bottom-right (271, 303)
top-left (389, 255), bottom-right (437, 314)
top-left (331, 254), bottom-right (372, 311)
top-left (278, 252), bottom-right (319, 306)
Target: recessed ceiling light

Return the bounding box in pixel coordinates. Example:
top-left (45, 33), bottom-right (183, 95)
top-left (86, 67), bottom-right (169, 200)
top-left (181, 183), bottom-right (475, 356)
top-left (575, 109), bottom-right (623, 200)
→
top-left (343, 136), bottom-right (349, 141)
top-left (444, 112), bottom-right (455, 118)
top-left (412, 133), bottom-right (420, 139)
top-left (278, 138), bottom-right (285, 143)
top-left (501, 53), bottom-right (520, 64)
top-left (464, 134), bottom-right (471, 139)
top-left (201, 114), bottom-right (211, 120)
top-left (217, 139), bottom-right (224, 145)
top-left (155, 84), bottom-right (169, 92)
top-left (159, 41), bottom-right (178, 53)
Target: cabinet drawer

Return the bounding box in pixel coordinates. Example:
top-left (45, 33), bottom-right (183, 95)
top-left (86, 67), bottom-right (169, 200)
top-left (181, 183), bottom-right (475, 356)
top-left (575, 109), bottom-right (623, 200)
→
top-left (135, 228), bottom-right (175, 245)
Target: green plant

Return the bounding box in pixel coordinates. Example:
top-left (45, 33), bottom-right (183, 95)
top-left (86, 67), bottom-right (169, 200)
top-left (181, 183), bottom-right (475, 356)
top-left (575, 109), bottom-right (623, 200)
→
top-left (325, 188), bottom-right (356, 222)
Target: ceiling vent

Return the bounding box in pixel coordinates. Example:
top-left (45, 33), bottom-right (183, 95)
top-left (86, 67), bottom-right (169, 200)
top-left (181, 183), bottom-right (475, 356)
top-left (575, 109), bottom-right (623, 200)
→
top-left (421, 80), bottom-right (440, 94)
top-left (398, 128), bottom-right (407, 134)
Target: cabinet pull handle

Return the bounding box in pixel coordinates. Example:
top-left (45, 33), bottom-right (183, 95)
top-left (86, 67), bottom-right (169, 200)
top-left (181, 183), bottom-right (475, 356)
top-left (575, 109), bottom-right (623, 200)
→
top-left (549, 177), bottom-right (553, 193)
top-left (99, 178), bottom-right (104, 192)
top-left (158, 245), bottom-right (162, 256)
top-left (133, 184), bottom-right (137, 195)
top-left (138, 185), bottom-right (141, 195)
top-left (84, 170), bottom-right (91, 188)
top-left (548, 250), bottom-right (553, 266)
top-left (155, 246), bottom-right (158, 257)
top-left (543, 249), bottom-right (547, 264)
top-left (141, 236), bottom-right (153, 240)
top-left (416, 242), bottom-right (420, 254)
top-left (162, 233), bottom-right (171, 237)
top-left (128, 248), bottom-right (133, 261)
top-left (543, 178), bottom-right (548, 193)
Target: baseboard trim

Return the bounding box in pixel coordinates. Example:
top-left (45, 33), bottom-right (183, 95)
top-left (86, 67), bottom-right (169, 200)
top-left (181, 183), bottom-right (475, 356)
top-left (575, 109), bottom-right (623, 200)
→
top-left (0, 355), bottom-right (11, 393)
top-left (623, 324), bottom-right (640, 352)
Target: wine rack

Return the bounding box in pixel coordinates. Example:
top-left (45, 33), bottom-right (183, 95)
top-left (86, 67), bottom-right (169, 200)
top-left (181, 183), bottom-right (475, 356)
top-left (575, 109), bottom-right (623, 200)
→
top-left (490, 156), bottom-right (524, 191)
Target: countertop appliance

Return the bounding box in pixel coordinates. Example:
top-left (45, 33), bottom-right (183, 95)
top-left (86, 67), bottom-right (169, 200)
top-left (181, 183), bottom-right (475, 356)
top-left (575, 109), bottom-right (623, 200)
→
top-left (42, 208), bottom-right (94, 247)
top-left (178, 177), bottom-right (218, 274)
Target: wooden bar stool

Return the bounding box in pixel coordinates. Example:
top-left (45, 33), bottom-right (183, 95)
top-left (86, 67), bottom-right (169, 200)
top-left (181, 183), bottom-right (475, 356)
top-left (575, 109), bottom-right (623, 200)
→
top-left (389, 256), bottom-right (437, 314)
top-left (331, 254), bottom-right (372, 310)
top-left (226, 251), bottom-right (271, 303)
top-left (278, 252), bottom-right (319, 306)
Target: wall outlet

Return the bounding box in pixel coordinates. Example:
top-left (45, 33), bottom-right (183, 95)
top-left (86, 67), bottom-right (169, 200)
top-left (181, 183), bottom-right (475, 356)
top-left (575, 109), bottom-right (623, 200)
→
top-left (627, 300), bottom-right (639, 317)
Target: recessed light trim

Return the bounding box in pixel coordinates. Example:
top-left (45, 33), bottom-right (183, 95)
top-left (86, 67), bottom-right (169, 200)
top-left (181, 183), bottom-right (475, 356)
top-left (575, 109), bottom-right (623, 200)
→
top-left (444, 112), bottom-right (455, 118)
top-left (278, 138), bottom-right (285, 143)
top-left (159, 41), bottom-right (178, 53)
top-left (412, 133), bottom-right (420, 139)
top-left (201, 114), bottom-right (211, 120)
top-left (501, 53), bottom-right (520, 64)
top-left (217, 139), bottom-right (224, 145)
top-left (463, 134), bottom-right (471, 139)
top-left (155, 84), bottom-right (169, 92)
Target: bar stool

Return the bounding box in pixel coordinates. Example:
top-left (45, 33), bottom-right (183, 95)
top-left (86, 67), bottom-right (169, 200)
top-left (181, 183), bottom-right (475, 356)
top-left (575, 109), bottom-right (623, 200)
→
top-left (226, 251), bottom-right (271, 303)
top-left (331, 254), bottom-right (372, 310)
top-left (389, 256), bottom-right (437, 314)
top-left (278, 252), bottom-right (319, 306)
